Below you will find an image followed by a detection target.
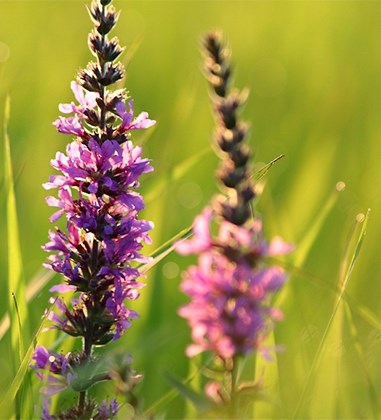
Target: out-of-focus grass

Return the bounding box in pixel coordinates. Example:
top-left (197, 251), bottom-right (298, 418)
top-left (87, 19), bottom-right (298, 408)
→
top-left (1, 1), bottom-right (381, 418)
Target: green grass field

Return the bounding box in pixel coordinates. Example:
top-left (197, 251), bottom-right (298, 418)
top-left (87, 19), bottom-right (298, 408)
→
top-left (1, 1), bottom-right (381, 418)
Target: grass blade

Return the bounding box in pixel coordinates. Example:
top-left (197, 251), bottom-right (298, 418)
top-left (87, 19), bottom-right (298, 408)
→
top-left (3, 97), bottom-right (32, 417)
top-left (0, 306), bottom-right (50, 417)
top-left (4, 96), bottom-right (30, 356)
top-left (139, 224), bottom-right (192, 274)
top-left (254, 154), bottom-right (285, 181)
top-left (163, 371), bottom-right (213, 412)
top-left (252, 185), bottom-right (343, 418)
top-left (0, 268), bottom-right (54, 341)
top-left (144, 147), bottom-right (210, 204)
top-left (293, 209), bottom-right (370, 418)
top-left (344, 303), bottom-right (380, 417)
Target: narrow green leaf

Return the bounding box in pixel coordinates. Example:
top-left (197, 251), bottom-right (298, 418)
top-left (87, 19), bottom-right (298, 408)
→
top-left (163, 371), bottom-right (213, 412)
top-left (345, 303), bottom-right (380, 417)
top-left (0, 305), bottom-right (50, 417)
top-left (294, 185), bottom-right (343, 268)
top-left (139, 224), bottom-right (192, 274)
top-left (254, 154), bottom-right (285, 181)
top-left (293, 209), bottom-right (370, 418)
top-left (144, 147), bottom-right (210, 204)
top-left (4, 96), bottom-right (30, 358)
top-left (274, 184), bottom-right (342, 311)
top-left (252, 332), bottom-right (280, 418)
top-left (144, 358), bottom-right (210, 417)
top-left (11, 292), bottom-right (24, 361)
top-left (0, 268), bottom-right (54, 341)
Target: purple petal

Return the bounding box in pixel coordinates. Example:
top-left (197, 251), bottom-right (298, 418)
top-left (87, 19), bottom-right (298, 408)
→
top-left (49, 284), bottom-right (77, 293)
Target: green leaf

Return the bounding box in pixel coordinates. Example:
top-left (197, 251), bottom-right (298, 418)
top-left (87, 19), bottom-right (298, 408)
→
top-left (144, 147), bottom-right (210, 204)
top-left (163, 371), bottom-right (214, 412)
top-left (293, 209), bottom-right (370, 418)
top-left (252, 332), bottom-right (281, 418)
top-left (254, 154), bottom-right (285, 181)
top-left (3, 97), bottom-right (32, 417)
top-left (0, 268), bottom-right (54, 341)
top-left (139, 224), bottom-right (192, 274)
top-left (0, 304), bottom-right (50, 417)
top-left (345, 304), bottom-right (380, 417)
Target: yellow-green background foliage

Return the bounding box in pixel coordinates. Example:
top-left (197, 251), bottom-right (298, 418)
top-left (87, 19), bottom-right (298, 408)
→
top-left (1, 1), bottom-right (381, 417)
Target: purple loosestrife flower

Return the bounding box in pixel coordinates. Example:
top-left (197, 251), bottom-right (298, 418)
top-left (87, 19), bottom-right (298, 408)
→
top-left (31, 345), bottom-right (74, 395)
top-left (32, 0), bottom-right (154, 417)
top-left (178, 208), bottom-right (291, 359)
top-left (96, 399), bottom-right (119, 419)
top-left (43, 2), bottom-right (154, 344)
top-left (177, 32), bottom-right (292, 366)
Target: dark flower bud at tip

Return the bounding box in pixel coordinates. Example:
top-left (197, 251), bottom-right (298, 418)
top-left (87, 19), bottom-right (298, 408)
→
top-left (84, 109), bottom-right (100, 127)
top-left (230, 145), bottom-right (251, 167)
top-left (224, 205), bottom-right (250, 226)
top-left (96, 97), bottom-right (106, 110)
top-left (217, 162), bottom-right (246, 189)
top-left (78, 70), bottom-right (101, 93)
top-left (98, 9), bottom-right (119, 36)
top-left (240, 183), bottom-right (256, 203)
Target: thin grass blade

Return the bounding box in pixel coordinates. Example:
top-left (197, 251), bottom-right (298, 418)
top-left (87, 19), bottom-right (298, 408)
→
top-left (139, 224), bottom-right (192, 274)
top-left (293, 209), bottom-right (370, 418)
top-left (163, 371), bottom-right (213, 412)
top-left (254, 154), bottom-right (285, 181)
top-left (3, 97), bottom-right (32, 418)
top-left (144, 147), bottom-right (210, 204)
top-left (0, 304), bottom-right (50, 417)
top-left (345, 303), bottom-right (380, 417)
top-left (0, 268), bottom-right (54, 341)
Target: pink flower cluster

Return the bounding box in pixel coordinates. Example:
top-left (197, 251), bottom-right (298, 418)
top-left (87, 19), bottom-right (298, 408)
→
top-left (177, 207), bottom-right (292, 360)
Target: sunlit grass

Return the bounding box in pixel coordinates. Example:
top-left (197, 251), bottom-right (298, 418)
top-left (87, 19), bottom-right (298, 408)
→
top-left (1, 1), bottom-right (380, 418)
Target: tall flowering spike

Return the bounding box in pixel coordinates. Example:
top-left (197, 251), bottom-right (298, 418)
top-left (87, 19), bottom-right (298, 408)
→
top-left (204, 32), bottom-right (255, 226)
top-left (32, 0), bottom-right (153, 417)
top-left (177, 31), bottom-right (292, 367)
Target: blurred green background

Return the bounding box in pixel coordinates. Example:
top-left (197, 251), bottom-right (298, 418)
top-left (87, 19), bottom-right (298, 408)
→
top-left (1, 0), bottom-right (381, 418)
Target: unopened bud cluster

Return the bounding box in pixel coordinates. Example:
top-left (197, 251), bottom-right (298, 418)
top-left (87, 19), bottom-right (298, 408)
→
top-left (204, 32), bottom-right (255, 226)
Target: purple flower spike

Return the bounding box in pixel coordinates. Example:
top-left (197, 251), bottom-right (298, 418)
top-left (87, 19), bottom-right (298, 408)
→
top-left (177, 31), bottom-right (292, 365)
top-left (36, 0), bottom-right (155, 416)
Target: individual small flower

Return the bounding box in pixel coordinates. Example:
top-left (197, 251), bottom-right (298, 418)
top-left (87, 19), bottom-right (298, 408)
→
top-left (53, 115), bottom-right (88, 138)
top-left (107, 352), bottom-right (142, 395)
top-left (31, 346), bottom-right (74, 395)
top-left (115, 100), bottom-right (156, 131)
top-left (205, 381), bottom-right (227, 405)
top-left (96, 399), bottom-right (119, 419)
top-left (59, 81), bottom-right (98, 115)
top-left (41, 398), bottom-right (53, 420)
top-left (176, 207), bottom-right (213, 255)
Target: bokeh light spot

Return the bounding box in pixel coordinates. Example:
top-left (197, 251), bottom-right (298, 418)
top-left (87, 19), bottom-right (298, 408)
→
top-left (162, 261), bottom-right (180, 279)
top-left (0, 42), bottom-right (10, 63)
top-left (336, 181), bottom-right (346, 191)
top-left (356, 213), bottom-right (365, 223)
top-left (177, 182), bottom-right (202, 209)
